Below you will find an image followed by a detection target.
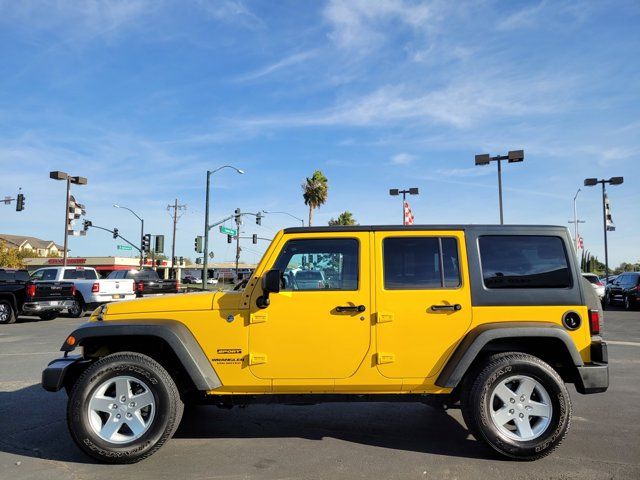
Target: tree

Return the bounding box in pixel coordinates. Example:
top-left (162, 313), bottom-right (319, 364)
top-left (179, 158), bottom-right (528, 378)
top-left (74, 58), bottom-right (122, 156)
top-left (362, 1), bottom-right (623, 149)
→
top-left (302, 170), bottom-right (328, 227)
top-left (328, 211), bottom-right (358, 226)
top-left (0, 241), bottom-right (43, 269)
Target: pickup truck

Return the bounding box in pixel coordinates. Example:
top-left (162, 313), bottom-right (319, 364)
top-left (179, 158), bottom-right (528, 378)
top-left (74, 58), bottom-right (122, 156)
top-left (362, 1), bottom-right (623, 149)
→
top-left (0, 268), bottom-right (75, 323)
top-left (42, 225), bottom-right (608, 463)
top-left (107, 269), bottom-right (179, 297)
top-left (31, 266), bottom-right (135, 318)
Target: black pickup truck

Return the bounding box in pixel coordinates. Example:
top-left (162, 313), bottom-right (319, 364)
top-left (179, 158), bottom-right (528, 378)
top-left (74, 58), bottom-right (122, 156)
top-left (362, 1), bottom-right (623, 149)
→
top-left (107, 269), bottom-right (179, 297)
top-left (0, 269), bottom-right (76, 323)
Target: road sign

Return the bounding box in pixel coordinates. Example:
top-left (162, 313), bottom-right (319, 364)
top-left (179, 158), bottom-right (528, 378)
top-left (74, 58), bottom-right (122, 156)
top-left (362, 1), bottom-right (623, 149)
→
top-left (219, 226), bottom-right (237, 236)
top-left (117, 245), bottom-right (133, 251)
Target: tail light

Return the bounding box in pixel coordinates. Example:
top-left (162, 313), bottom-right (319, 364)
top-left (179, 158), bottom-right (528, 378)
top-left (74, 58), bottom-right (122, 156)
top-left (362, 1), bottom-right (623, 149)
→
top-left (588, 309), bottom-right (601, 335)
top-left (71, 285), bottom-right (76, 296)
top-left (91, 282), bottom-right (100, 293)
top-left (596, 281), bottom-right (604, 287)
top-left (26, 284), bottom-right (36, 298)
top-left (138, 281), bottom-right (144, 293)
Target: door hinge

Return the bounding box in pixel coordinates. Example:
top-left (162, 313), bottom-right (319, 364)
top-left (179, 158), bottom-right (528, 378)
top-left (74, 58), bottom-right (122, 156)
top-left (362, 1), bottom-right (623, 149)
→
top-left (377, 352), bottom-right (395, 364)
top-left (249, 312), bottom-right (267, 324)
top-left (248, 353), bottom-right (268, 365)
top-left (376, 312), bottom-right (394, 323)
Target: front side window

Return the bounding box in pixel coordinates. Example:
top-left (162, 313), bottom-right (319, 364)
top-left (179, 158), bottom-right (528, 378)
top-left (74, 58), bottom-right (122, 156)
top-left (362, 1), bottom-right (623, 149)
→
top-left (479, 235), bottom-right (571, 289)
top-left (383, 237), bottom-right (461, 289)
top-left (42, 269), bottom-right (58, 281)
top-left (273, 238), bottom-right (359, 291)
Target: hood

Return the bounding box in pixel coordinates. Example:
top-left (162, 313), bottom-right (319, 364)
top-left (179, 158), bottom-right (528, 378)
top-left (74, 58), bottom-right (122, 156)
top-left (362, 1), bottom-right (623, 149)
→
top-left (103, 290), bottom-right (245, 315)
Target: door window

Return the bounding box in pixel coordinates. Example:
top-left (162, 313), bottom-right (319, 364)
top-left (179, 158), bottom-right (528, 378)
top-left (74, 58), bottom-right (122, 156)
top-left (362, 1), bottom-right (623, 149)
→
top-left (273, 238), bottom-right (359, 291)
top-left (42, 269), bottom-right (58, 281)
top-left (383, 237), bottom-right (461, 289)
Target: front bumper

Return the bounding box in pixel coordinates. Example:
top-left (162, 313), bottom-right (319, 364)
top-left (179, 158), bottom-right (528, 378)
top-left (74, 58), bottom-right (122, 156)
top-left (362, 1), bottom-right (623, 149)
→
top-left (23, 300), bottom-right (75, 313)
top-left (575, 341), bottom-right (609, 394)
top-left (42, 355), bottom-right (90, 392)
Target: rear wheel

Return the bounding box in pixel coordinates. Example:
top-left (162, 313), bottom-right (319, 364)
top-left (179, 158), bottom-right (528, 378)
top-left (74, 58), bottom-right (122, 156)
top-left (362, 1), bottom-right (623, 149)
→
top-left (68, 297), bottom-right (85, 318)
top-left (461, 353), bottom-right (571, 460)
top-left (624, 296), bottom-right (633, 311)
top-left (0, 301), bottom-right (16, 324)
top-left (39, 311), bottom-right (59, 321)
top-left (67, 352), bottom-right (183, 463)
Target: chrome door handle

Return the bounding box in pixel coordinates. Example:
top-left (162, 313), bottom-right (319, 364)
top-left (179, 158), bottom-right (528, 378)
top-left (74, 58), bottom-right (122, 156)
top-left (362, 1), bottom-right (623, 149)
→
top-left (335, 305), bottom-right (366, 313)
top-left (430, 304), bottom-right (462, 312)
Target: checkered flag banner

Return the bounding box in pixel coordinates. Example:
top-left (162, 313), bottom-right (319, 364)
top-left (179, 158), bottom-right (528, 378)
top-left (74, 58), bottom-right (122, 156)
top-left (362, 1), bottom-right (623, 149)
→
top-left (403, 201), bottom-right (414, 225)
top-left (67, 194), bottom-right (87, 237)
top-left (577, 234), bottom-right (584, 250)
top-left (604, 193), bottom-right (615, 232)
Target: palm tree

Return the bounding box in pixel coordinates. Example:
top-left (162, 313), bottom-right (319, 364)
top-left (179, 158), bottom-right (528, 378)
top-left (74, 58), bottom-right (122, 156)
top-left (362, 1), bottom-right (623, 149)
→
top-left (302, 170), bottom-right (328, 226)
top-left (328, 211), bottom-right (358, 226)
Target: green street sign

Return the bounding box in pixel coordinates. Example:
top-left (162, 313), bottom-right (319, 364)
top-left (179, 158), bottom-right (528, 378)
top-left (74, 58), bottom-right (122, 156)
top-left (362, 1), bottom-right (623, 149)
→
top-left (117, 245), bottom-right (133, 251)
top-left (219, 226), bottom-right (237, 236)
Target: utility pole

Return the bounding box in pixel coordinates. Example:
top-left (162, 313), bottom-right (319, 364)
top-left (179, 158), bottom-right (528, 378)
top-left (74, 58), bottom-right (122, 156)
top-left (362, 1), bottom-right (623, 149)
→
top-left (167, 199), bottom-right (187, 278)
top-left (235, 208), bottom-right (241, 281)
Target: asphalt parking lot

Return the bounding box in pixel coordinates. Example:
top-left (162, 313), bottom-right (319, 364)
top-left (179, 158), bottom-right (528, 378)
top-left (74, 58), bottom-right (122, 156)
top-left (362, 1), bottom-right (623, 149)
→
top-left (1, 309), bottom-right (639, 480)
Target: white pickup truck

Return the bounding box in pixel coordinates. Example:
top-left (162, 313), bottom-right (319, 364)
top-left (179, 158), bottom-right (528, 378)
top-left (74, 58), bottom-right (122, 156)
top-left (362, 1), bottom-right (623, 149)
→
top-left (30, 266), bottom-right (136, 317)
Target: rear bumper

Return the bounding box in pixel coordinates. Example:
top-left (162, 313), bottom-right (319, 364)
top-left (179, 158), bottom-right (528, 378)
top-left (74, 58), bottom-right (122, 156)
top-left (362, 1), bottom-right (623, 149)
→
top-left (575, 341), bottom-right (609, 394)
top-left (23, 300), bottom-right (74, 313)
top-left (42, 355), bottom-right (90, 392)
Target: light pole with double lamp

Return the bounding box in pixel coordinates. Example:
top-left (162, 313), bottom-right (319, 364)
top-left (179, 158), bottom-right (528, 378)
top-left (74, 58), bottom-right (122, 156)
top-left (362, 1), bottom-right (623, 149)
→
top-left (389, 188), bottom-right (419, 225)
top-left (49, 171), bottom-right (87, 267)
top-left (584, 176), bottom-right (624, 284)
top-left (113, 204), bottom-right (145, 268)
top-left (203, 165), bottom-right (245, 288)
top-left (474, 150), bottom-right (524, 224)
top-left (262, 210), bottom-right (305, 227)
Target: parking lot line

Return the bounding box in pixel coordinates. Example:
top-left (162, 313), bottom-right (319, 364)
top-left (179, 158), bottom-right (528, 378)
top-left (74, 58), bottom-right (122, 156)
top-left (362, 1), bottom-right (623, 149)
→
top-left (607, 340), bottom-right (640, 347)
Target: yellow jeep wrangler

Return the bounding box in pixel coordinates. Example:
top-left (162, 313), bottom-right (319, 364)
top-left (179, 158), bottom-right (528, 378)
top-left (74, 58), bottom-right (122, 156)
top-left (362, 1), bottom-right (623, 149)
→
top-left (43, 225), bottom-right (608, 463)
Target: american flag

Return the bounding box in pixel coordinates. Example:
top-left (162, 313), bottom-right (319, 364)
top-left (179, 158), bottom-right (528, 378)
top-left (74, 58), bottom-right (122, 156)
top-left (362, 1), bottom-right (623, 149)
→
top-left (403, 201), bottom-right (414, 225)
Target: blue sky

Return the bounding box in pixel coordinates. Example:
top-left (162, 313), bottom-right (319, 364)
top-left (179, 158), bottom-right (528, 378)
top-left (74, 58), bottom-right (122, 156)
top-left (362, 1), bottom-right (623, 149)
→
top-left (0, 0), bottom-right (638, 266)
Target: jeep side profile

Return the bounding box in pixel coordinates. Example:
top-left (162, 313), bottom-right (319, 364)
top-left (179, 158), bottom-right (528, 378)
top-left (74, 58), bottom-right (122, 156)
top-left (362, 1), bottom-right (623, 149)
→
top-left (42, 225), bottom-right (608, 463)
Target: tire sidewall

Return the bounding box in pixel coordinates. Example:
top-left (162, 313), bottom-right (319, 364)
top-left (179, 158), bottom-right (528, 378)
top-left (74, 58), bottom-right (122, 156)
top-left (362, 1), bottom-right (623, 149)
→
top-left (68, 357), bottom-right (175, 462)
top-left (68, 298), bottom-right (84, 318)
top-left (0, 300), bottom-right (16, 324)
top-left (475, 358), bottom-right (571, 459)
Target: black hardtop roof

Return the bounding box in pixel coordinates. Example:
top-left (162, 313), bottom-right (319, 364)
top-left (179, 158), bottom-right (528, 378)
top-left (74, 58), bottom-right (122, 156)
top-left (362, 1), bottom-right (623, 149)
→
top-left (283, 224), bottom-right (568, 234)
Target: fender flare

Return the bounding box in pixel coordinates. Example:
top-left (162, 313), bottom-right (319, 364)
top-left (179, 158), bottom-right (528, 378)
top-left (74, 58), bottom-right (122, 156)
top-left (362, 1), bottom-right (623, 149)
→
top-left (61, 320), bottom-right (221, 390)
top-left (435, 322), bottom-right (584, 388)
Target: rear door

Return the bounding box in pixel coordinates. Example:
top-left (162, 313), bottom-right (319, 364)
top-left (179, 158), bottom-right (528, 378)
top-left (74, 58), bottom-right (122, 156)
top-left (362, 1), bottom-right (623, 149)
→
top-left (374, 230), bottom-right (472, 380)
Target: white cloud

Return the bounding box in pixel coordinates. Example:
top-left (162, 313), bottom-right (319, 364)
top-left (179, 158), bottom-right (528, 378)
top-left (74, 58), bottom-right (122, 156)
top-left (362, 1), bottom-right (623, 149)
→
top-left (323, 0), bottom-right (431, 51)
top-left (390, 153), bottom-right (416, 165)
top-left (235, 51), bottom-right (316, 82)
top-left (195, 0), bottom-right (264, 28)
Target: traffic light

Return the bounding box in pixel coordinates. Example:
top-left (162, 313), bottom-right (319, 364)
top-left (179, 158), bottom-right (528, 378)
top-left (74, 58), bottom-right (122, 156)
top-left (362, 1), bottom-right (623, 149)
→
top-left (155, 235), bottom-right (164, 253)
top-left (83, 220), bottom-right (92, 232)
top-left (256, 212), bottom-right (262, 225)
top-left (179, 256), bottom-right (184, 265)
top-left (142, 234), bottom-right (151, 252)
top-left (113, 228), bottom-right (119, 239)
top-left (252, 234), bottom-right (258, 244)
top-left (227, 234), bottom-right (233, 244)
top-left (15, 193), bottom-right (25, 212)
top-left (194, 236), bottom-right (203, 253)
top-left (234, 208), bottom-right (241, 225)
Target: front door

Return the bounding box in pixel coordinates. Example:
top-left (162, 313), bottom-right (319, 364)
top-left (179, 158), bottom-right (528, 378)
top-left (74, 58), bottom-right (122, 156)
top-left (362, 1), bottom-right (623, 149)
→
top-left (374, 231), bottom-right (472, 380)
top-left (249, 233), bottom-right (371, 382)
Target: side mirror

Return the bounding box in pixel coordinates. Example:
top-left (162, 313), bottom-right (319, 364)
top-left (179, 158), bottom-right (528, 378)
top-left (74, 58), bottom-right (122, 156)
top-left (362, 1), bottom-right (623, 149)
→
top-left (257, 269), bottom-right (281, 309)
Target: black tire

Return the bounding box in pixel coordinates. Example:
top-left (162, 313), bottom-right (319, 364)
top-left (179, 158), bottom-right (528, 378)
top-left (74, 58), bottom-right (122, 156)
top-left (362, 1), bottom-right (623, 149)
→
top-left (38, 311), bottom-right (59, 321)
top-left (68, 297), bottom-right (85, 318)
top-left (624, 296), bottom-right (633, 311)
top-left (67, 352), bottom-right (184, 464)
top-left (0, 300), bottom-right (16, 324)
top-left (461, 352), bottom-right (571, 461)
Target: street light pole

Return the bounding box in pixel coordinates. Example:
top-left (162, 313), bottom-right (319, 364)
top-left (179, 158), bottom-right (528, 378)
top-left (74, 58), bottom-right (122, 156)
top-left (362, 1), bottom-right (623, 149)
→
top-left (261, 210), bottom-right (304, 226)
top-left (568, 189), bottom-right (585, 256)
top-left (202, 165), bottom-right (244, 288)
top-left (474, 150), bottom-right (524, 224)
top-left (584, 176), bottom-right (624, 284)
top-left (50, 171), bottom-right (87, 267)
top-left (389, 188), bottom-right (419, 225)
top-left (113, 204), bottom-right (144, 268)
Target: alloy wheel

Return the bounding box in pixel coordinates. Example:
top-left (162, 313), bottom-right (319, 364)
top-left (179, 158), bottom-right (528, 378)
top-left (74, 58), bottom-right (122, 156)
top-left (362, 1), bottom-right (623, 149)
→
top-left (0, 303), bottom-right (10, 322)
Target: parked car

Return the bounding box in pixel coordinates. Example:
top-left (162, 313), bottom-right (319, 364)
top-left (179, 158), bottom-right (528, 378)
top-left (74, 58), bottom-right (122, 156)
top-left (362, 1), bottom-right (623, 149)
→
top-left (31, 266), bottom-right (135, 318)
top-left (107, 269), bottom-right (179, 297)
top-left (182, 275), bottom-right (200, 284)
top-left (0, 268), bottom-right (75, 323)
top-left (604, 272), bottom-right (640, 310)
top-left (43, 225), bottom-right (607, 463)
top-left (582, 273), bottom-right (605, 300)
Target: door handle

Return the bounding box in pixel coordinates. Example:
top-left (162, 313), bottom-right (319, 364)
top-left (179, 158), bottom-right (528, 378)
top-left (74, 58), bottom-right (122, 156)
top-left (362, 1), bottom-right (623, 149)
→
top-left (430, 304), bottom-right (462, 312)
top-left (335, 305), bottom-right (366, 313)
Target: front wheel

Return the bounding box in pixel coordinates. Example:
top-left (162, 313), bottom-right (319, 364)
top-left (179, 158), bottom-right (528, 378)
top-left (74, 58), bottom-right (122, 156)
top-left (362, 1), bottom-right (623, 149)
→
top-left (67, 352), bottom-right (183, 463)
top-left (461, 353), bottom-right (571, 460)
top-left (68, 298), bottom-right (85, 318)
top-left (0, 300), bottom-right (16, 324)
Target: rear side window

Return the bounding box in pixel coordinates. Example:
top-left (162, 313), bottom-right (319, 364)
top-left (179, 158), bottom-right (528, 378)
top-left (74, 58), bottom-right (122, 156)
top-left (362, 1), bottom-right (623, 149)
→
top-left (63, 269), bottom-right (98, 280)
top-left (0, 270), bottom-right (29, 282)
top-left (479, 236), bottom-right (571, 289)
top-left (383, 237), bottom-right (461, 289)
